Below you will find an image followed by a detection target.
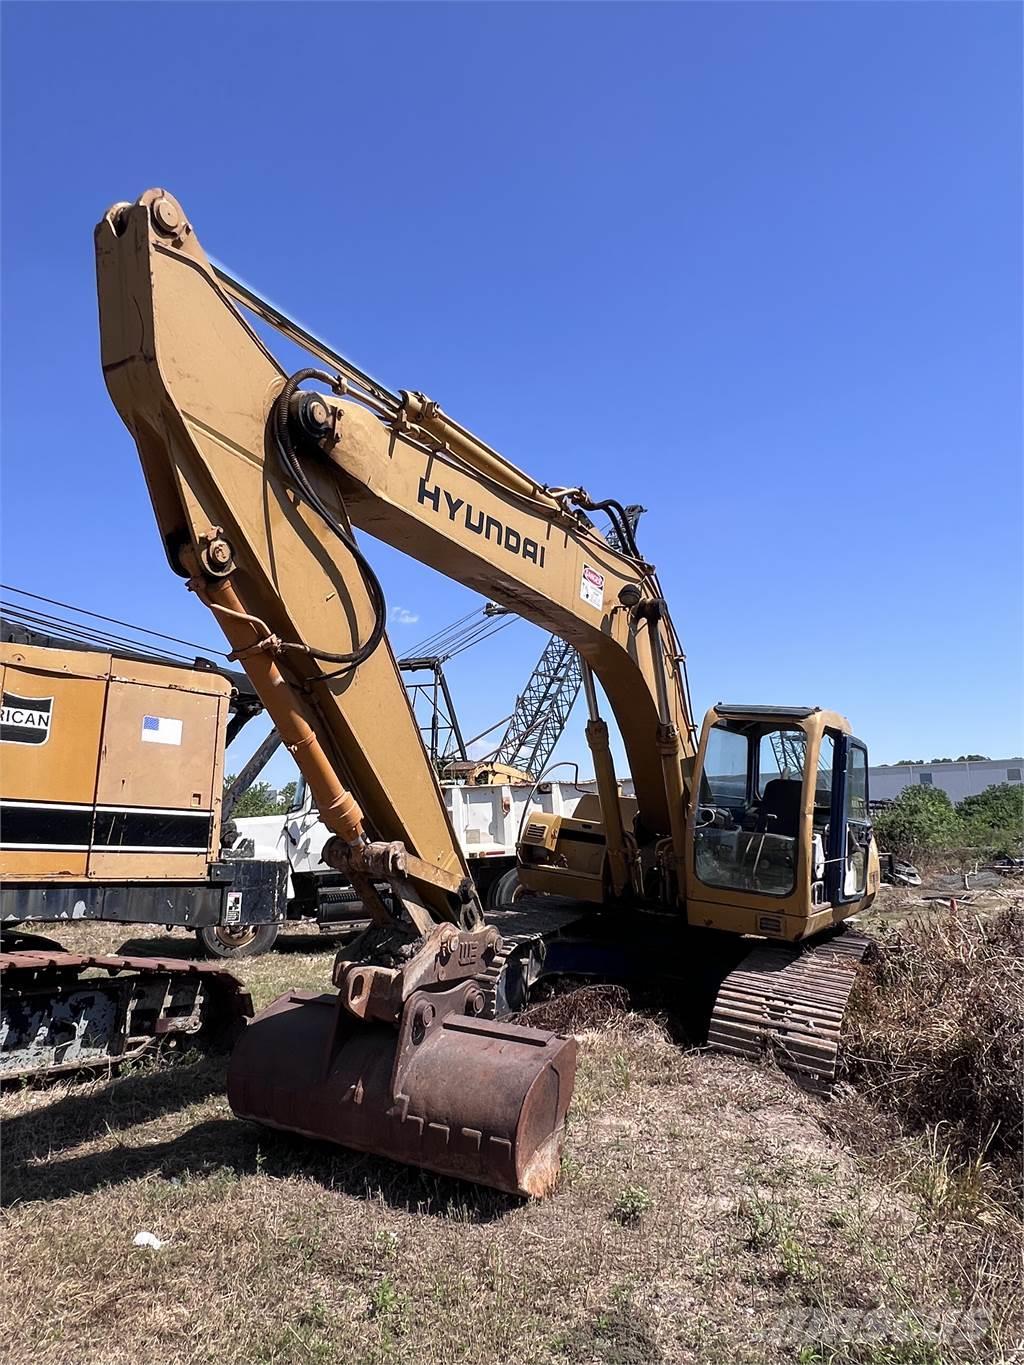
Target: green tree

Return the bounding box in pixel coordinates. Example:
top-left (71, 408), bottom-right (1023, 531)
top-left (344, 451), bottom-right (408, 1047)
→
top-left (224, 777), bottom-right (286, 818)
top-left (956, 784), bottom-right (1024, 856)
top-left (873, 786), bottom-right (964, 860)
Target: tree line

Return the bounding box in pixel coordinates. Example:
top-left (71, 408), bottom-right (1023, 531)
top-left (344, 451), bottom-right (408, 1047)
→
top-left (873, 783), bottom-right (1023, 861)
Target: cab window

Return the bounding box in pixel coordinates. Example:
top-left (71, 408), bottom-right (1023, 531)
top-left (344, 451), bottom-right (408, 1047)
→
top-left (695, 720), bottom-right (806, 897)
top-left (842, 742), bottom-right (870, 898)
top-left (848, 744), bottom-right (868, 822)
top-left (701, 725), bottom-right (749, 812)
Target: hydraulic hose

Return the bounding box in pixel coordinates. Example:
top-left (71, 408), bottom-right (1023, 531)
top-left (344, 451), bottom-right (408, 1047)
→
top-left (587, 498), bottom-right (642, 561)
top-left (271, 369), bottom-right (387, 673)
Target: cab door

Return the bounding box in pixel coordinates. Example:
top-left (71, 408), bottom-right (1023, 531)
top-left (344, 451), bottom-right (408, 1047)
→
top-left (825, 732), bottom-right (872, 905)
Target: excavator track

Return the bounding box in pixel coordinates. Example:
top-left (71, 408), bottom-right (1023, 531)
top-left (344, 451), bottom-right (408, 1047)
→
top-left (478, 903), bottom-right (591, 1018)
top-left (706, 928), bottom-right (874, 1094)
top-left (480, 905), bottom-right (874, 1097)
top-left (0, 950), bottom-right (253, 1082)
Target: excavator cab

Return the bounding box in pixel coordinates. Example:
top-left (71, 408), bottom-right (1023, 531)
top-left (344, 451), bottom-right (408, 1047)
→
top-left (517, 704), bottom-right (878, 941)
top-left (685, 705), bottom-right (878, 941)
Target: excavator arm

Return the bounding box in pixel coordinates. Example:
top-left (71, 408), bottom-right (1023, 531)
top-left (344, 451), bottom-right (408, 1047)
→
top-left (95, 188), bottom-right (691, 1195)
top-left (96, 192), bottom-right (470, 934)
top-left (96, 190), bottom-right (695, 916)
top-left (96, 189), bottom-right (877, 1196)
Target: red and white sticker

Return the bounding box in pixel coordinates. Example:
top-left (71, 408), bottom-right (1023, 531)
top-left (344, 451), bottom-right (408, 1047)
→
top-left (580, 564), bottom-right (605, 610)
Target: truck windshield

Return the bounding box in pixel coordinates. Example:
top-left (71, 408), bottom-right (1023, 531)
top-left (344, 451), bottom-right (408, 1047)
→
top-left (695, 721), bottom-right (809, 897)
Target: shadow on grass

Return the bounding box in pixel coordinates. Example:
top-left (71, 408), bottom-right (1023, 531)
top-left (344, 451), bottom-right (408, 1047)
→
top-left (3, 1064), bottom-right (520, 1222)
top-left (2, 1057), bottom-right (228, 1179)
top-left (115, 931), bottom-right (340, 960)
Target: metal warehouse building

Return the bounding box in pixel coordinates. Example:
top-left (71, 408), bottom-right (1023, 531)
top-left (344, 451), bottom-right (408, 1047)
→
top-left (870, 757), bottom-right (1023, 805)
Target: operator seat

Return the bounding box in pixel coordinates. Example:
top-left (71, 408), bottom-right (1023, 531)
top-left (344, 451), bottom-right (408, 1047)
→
top-left (757, 779), bottom-right (803, 839)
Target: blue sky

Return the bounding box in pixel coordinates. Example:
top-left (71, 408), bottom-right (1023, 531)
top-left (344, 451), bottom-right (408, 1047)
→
top-left (2, 2), bottom-right (1021, 790)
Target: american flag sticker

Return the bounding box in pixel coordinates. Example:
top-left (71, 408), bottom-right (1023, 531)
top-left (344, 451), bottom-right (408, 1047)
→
top-left (140, 715), bottom-right (183, 746)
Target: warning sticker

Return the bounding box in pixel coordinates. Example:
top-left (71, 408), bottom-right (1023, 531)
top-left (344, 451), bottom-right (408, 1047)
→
top-left (141, 715), bottom-right (183, 746)
top-left (580, 565), bottom-right (605, 611)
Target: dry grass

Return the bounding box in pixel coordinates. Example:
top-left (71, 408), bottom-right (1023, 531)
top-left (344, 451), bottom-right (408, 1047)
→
top-left (843, 905), bottom-right (1024, 1188)
top-left (2, 918), bottom-right (1022, 1364)
top-left (519, 982), bottom-right (635, 1034)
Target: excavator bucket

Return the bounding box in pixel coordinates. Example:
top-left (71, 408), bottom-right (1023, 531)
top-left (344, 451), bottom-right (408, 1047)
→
top-left (228, 988), bottom-right (577, 1196)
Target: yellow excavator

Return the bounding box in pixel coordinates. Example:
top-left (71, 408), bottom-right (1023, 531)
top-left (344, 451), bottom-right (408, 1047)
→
top-left (94, 189), bottom-right (879, 1197)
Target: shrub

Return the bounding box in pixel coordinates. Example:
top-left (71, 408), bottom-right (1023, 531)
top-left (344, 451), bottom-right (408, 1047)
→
top-left (610, 1185), bottom-right (653, 1225)
top-left (844, 906), bottom-right (1024, 1189)
top-left (873, 786), bottom-right (964, 860)
top-left (956, 783), bottom-right (1024, 857)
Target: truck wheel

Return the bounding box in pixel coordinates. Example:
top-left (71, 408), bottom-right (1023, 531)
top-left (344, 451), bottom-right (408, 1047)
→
top-left (488, 868), bottom-right (524, 908)
top-left (197, 923), bottom-right (279, 959)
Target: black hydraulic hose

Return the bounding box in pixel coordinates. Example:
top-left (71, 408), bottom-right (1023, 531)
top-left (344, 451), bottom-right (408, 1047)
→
top-left (271, 369), bottom-right (387, 673)
top-left (612, 502), bottom-right (642, 560)
top-left (589, 498), bottom-right (642, 561)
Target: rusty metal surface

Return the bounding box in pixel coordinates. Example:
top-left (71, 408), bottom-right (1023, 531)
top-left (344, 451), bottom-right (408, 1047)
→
top-left (0, 949), bottom-right (249, 978)
top-left (229, 984), bottom-right (576, 1197)
top-left (706, 929), bottom-right (873, 1095)
top-left (0, 950), bottom-right (252, 1081)
top-left (331, 920), bottom-right (507, 1024)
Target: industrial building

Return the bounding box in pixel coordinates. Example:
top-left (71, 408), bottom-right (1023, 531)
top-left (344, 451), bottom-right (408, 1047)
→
top-left (870, 758), bottom-right (1023, 805)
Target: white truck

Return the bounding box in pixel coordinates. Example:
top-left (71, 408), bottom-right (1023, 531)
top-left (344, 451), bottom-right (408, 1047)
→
top-left (234, 772), bottom-right (635, 926)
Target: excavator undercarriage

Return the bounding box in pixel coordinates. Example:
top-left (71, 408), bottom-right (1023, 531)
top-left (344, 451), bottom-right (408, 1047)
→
top-left (0, 944), bottom-right (251, 1081)
top-left (83, 187), bottom-right (882, 1195)
top-left (480, 900), bottom-right (874, 1094)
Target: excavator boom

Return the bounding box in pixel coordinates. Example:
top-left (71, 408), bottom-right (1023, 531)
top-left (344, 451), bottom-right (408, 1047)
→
top-left (95, 189), bottom-right (879, 1195)
top-left (96, 190), bottom-right (592, 1194)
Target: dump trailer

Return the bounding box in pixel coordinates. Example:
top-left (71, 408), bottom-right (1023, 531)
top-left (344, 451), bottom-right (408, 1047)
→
top-left (96, 188), bottom-right (879, 1196)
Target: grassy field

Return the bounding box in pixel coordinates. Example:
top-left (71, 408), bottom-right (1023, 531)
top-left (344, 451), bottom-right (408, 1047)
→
top-left (2, 908), bottom-right (1021, 1365)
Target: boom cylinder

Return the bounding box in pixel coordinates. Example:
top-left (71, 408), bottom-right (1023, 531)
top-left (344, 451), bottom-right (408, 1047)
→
top-left (581, 663), bottom-right (632, 897)
top-left (195, 575), bottom-right (365, 847)
top-left (642, 605), bottom-right (689, 903)
top-left (400, 392), bottom-right (561, 511)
